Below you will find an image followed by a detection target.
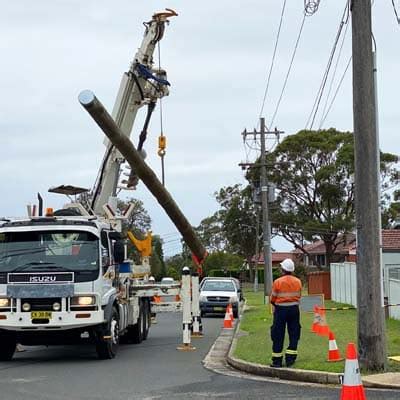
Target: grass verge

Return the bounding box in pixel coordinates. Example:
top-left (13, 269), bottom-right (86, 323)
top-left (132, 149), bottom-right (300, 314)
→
top-left (234, 289), bottom-right (400, 373)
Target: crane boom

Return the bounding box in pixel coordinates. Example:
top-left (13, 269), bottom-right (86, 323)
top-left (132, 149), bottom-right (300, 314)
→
top-left (91, 9), bottom-right (177, 215)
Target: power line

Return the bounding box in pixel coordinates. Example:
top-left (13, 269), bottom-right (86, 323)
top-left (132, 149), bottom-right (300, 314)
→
top-left (391, 0), bottom-right (400, 25)
top-left (305, 0), bottom-right (350, 130)
top-left (258, 0), bottom-right (287, 120)
top-left (318, 16), bottom-right (351, 129)
top-left (319, 55), bottom-right (352, 128)
top-left (269, 13), bottom-right (307, 128)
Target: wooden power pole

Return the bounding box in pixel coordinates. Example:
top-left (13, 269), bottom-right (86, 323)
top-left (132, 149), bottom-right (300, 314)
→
top-left (351, 0), bottom-right (386, 371)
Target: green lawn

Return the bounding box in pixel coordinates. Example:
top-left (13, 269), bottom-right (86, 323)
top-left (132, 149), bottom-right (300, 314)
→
top-left (234, 290), bottom-right (400, 373)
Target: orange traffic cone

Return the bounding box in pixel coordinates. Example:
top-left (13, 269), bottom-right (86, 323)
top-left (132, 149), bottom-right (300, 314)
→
top-left (311, 305), bottom-right (321, 333)
top-left (153, 295), bottom-right (162, 303)
top-left (327, 331), bottom-right (344, 362)
top-left (223, 306), bottom-right (233, 329)
top-left (228, 304), bottom-right (234, 321)
top-left (316, 307), bottom-right (330, 337)
top-left (340, 343), bottom-right (366, 400)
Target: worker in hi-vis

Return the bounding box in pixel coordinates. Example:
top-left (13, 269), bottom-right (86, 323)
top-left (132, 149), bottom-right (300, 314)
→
top-left (270, 258), bottom-right (302, 368)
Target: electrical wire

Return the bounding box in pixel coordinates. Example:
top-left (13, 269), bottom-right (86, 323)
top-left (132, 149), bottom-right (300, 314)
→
top-left (319, 55), bottom-right (352, 128)
top-left (392, 0), bottom-right (400, 25)
top-left (305, 0), bottom-right (350, 130)
top-left (318, 17), bottom-right (350, 129)
top-left (270, 13), bottom-right (307, 128)
top-left (258, 0), bottom-right (287, 121)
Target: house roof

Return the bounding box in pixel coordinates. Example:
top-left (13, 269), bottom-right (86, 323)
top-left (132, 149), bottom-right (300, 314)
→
top-left (252, 252), bottom-right (295, 264)
top-left (293, 230), bottom-right (400, 255)
top-left (293, 233), bottom-right (356, 255)
top-left (382, 229), bottom-right (400, 251)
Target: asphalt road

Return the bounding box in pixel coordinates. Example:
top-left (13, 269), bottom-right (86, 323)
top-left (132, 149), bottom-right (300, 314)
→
top-left (0, 313), bottom-right (398, 400)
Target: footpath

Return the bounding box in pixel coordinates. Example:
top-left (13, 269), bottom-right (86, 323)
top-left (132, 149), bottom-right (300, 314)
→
top-left (203, 305), bottom-right (400, 390)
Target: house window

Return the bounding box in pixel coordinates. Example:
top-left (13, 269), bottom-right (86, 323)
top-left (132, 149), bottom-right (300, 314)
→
top-left (316, 254), bottom-right (326, 267)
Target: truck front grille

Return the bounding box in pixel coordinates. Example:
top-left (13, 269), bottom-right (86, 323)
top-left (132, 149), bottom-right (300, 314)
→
top-left (21, 298), bottom-right (62, 312)
top-left (206, 296), bottom-right (229, 302)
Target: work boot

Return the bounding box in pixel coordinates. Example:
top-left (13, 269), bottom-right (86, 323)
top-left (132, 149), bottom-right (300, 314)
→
top-left (270, 356), bottom-right (283, 368)
top-left (285, 355), bottom-right (296, 368)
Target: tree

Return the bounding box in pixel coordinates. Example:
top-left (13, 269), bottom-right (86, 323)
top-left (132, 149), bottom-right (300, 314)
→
top-left (195, 212), bottom-right (227, 252)
top-left (202, 251), bottom-right (243, 276)
top-left (117, 198), bottom-right (151, 262)
top-left (150, 235), bottom-right (166, 280)
top-left (248, 129), bottom-right (398, 266)
top-left (117, 197), bottom-right (151, 236)
top-left (214, 184), bottom-right (258, 274)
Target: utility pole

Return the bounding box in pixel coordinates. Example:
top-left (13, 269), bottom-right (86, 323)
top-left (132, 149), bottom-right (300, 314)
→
top-left (254, 208), bottom-right (260, 292)
top-left (260, 118), bottom-right (273, 304)
top-left (241, 119), bottom-right (283, 303)
top-left (351, 0), bottom-right (386, 371)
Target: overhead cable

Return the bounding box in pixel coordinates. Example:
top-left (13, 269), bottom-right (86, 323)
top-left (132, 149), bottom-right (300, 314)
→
top-left (270, 14), bottom-right (307, 128)
top-left (318, 19), bottom-right (351, 129)
top-left (318, 56), bottom-right (352, 128)
top-left (258, 0), bottom-right (287, 121)
top-left (305, 1), bottom-right (350, 130)
top-left (392, 0), bottom-right (400, 25)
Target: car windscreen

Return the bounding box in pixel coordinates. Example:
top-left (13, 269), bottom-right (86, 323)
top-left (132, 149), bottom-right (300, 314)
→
top-left (202, 281), bottom-right (236, 292)
top-left (0, 230), bottom-right (99, 273)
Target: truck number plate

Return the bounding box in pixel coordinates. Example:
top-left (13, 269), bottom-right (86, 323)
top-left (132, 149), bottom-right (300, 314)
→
top-left (213, 307), bottom-right (225, 312)
top-left (31, 311), bottom-right (52, 319)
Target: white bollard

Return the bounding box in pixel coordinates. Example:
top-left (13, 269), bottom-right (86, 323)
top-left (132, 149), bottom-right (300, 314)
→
top-left (177, 267), bottom-right (196, 351)
top-left (191, 273), bottom-right (203, 337)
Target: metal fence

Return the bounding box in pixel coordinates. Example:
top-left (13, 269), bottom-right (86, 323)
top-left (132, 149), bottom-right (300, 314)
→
top-left (330, 262), bottom-right (357, 307)
top-left (389, 279), bottom-right (400, 320)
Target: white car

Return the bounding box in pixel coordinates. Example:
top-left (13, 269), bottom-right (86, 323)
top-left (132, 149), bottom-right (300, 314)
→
top-left (199, 279), bottom-right (239, 318)
top-left (160, 277), bottom-right (174, 285)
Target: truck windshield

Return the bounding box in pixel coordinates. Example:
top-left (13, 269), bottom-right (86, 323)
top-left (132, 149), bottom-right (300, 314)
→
top-left (0, 230), bottom-right (99, 273)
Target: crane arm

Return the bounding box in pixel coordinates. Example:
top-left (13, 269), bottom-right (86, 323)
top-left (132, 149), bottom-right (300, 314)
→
top-left (91, 9), bottom-right (177, 215)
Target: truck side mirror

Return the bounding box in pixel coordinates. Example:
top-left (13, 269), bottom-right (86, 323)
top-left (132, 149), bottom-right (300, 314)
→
top-left (113, 240), bottom-right (125, 264)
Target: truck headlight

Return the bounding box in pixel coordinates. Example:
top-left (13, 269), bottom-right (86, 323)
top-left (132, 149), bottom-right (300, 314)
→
top-left (22, 302), bottom-right (31, 311)
top-left (0, 298), bottom-right (10, 308)
top-left (71, 296), bottom-right (96, 306)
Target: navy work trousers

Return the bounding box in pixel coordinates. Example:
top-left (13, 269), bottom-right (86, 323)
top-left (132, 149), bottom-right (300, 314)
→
top-left (270, 304), bottom-right (301, 365)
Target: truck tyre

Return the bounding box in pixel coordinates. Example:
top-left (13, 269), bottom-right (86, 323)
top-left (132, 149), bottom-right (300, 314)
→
top-left (142, 300), bottom-right (150, 340)
top-left (95, 307), bottom-right (119, 359)
top-left (0, 333), bottom-right (16, 361)
top-left (128, 301), bottom-right (145, 344)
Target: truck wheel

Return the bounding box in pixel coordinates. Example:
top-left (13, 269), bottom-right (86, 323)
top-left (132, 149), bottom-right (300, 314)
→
top-left (142, 300), bottom-right (150, 340)
top-left (0, 334), bottom-right (16, 361)
top-left (95, 307), bottom-right (119, 359)
top-left (128, 302), bottom-right (144, 344)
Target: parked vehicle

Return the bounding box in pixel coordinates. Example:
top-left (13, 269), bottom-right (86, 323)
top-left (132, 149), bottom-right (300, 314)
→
top-left (199, 279), bottom-right (240, 318)
top-left (161, 277), bottom-right (175, 285)
top-left (200, 276), bottom-right (243, 301)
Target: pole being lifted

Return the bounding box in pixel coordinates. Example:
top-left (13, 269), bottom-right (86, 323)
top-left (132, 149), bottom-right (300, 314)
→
top-left (79, 90), bottom-right (207, 265)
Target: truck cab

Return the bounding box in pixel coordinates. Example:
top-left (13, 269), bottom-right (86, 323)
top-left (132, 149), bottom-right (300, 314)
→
top-left (0, 215), bottom-right (143, 360)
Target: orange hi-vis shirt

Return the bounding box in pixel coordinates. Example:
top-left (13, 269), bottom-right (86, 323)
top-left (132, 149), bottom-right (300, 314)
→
top-left (271, 275), bottom-right (302, 306)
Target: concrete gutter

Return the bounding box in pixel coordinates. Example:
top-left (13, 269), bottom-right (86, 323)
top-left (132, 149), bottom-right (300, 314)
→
top-left (226, 311), bottom-right (400, 389)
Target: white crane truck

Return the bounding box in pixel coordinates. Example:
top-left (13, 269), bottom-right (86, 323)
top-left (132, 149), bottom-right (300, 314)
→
top-left (0, 9), bottom-right (183, 360)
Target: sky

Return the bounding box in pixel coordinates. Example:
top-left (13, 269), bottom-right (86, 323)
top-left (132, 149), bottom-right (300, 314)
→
top-left (0, 1), bottom-right (398, 257)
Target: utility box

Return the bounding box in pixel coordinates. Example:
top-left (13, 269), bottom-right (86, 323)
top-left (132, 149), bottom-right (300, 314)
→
top-left (307, 271), bottom-right (331, 300)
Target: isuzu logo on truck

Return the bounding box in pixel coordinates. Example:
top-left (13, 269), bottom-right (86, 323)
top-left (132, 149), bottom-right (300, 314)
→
top-left (7, 272), bottom-right (74, 284)
top-left (29, 275), bottom-right (57, 283)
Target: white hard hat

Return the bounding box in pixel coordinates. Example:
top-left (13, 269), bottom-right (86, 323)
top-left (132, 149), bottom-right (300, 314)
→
top-left (149, 276), bottom-right (155, 281)
top-left (182, 266), bottom-right (190, 272)
top-left (280, 258), bottom-right (295, 272)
